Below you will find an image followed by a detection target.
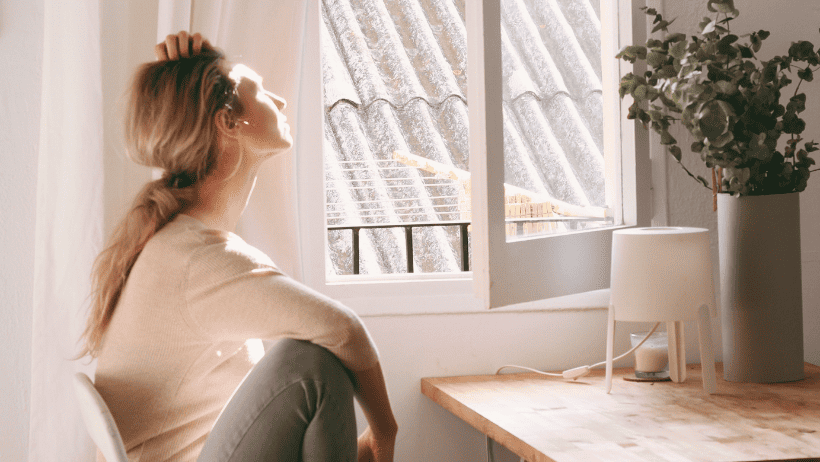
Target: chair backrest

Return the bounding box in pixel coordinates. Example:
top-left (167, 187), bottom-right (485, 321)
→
top-left (73, 373), bottom-right (129, 462)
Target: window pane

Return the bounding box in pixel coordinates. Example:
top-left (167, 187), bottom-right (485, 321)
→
top-left (501, 0), bottom-right (619, 241)
top-left (321, 0), bottom-right (470, 277)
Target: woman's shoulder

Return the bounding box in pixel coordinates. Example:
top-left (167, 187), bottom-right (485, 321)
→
top-left (164, 214), bottom-right (279, 273)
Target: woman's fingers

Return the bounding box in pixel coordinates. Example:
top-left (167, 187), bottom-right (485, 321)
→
top-left (154, 41), bottom-right (169, 61)
top-left (155, 32), bottom-right (210, 61)
top-left (165, 34), bottom-right (180, 60)
top-left (191, 32), bottom-right (203, 55)
top-left (177, 31), bottom-right (190, 58)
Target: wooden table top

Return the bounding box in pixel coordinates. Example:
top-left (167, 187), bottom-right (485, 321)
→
top-left (421, 363), bottom-right (820, 462)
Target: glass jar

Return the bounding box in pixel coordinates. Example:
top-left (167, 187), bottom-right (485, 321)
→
top-left (631, 331), bottom-right (669, 379)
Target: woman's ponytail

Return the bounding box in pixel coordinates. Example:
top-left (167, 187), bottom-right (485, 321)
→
top-left (79, 178), bottom-right (195, 357)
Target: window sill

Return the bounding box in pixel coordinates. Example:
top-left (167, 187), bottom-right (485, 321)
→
top-left (348, 286), bottom-right (610, 318)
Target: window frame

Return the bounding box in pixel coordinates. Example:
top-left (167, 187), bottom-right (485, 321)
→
top-left (297, 0), bottom-right (651, 316)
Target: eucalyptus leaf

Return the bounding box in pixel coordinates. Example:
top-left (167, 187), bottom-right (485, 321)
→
top-left (716, 81), bottom-right (738, 95)
top-left (788, 93), bottom-right (807, 113)
top-left (789, 41), bottom-right (815, 60)
top-left (711, 130), bottom-right (735, 148)
top-left (708, 0), bottom-right (737, 13)
top-left (717, 35), bottom-right (739, 55)
top-left (653, 19), bottom-right (675, 34)
top-left (660, 130), bottom-right (677, 145)
top-left (670, 145), bottom-right (683, 161)
top-left (670, 41), bottom-right (688, 59)
top-left (749, 138), bottom-right (772, 160)
top-left (698, 100), bottom-right (730, 140)
top-left (798, 67), bottom-right (814, 82)
top-left (647, 51), bottom-right (667, 68)
top-left (702, 20), bottom-right (717, 35)
top-left (783, 114), bottom-right (807, 134)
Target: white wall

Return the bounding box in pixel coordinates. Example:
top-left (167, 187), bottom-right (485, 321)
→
top-left (0, 0), bottom-right (43, 460)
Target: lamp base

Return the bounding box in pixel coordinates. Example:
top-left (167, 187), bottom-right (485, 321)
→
top-left (624, 373), bottom-right (671, 383)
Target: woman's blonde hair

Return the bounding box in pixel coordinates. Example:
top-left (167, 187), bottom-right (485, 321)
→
top-left (79, 45), bottom-right (241, 358)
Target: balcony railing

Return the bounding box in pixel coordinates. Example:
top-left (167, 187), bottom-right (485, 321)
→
top-left (328, 216), bottom-right (613, 275)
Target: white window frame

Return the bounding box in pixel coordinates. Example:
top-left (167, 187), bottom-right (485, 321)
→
top-left (297, 0), bottom-right (651, 316)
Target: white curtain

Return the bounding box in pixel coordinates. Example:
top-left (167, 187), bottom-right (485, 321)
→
top-left (157, 0), bottom-right (317, 280)
top-left (29, 0), bottom-right (103, 460)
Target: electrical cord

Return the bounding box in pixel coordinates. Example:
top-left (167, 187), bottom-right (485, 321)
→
top-left (494, 322), bottom-right (662, 379)
top-left (486, 323), bottom-right (663, 462)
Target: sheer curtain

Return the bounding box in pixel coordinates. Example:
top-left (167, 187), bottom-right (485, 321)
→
top-left (29, 0), bottom-right (103, 460)
top-left (30, 0), bottom-right (314, 457)
top-left (158, 0), bottom-right (318, 280)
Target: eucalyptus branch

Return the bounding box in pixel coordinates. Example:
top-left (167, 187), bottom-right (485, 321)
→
top-left (792, 66), bottom-right (818, 95)
top-left (794, 76), bottom-right (806, 95)
top-left (673, 156), bottom-right (713, 191)
top-left (619, 1), bottom-right (817, 196)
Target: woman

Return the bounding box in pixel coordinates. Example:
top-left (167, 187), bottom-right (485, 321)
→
top-left (80, 32), bottom-right (397, 461)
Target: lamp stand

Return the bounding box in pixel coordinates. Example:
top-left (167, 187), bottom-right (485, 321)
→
top-left (605, 304), bottom-right (717, 394)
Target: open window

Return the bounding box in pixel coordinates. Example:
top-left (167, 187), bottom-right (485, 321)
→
top-left (297, 0), bottom-right (650, 314)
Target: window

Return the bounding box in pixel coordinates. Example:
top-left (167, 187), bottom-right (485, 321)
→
top-left (298, 0), bottom-right (650, 314)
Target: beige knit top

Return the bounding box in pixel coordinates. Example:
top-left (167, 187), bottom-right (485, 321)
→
top-left (94, 214), bottom-right (379, 461)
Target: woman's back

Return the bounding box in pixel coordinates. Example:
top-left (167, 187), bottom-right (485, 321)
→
top-left (94, 215), bottom-right (256, 461)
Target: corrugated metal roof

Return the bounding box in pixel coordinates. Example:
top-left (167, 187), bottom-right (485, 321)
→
top-left (322, 0), bottom-right (604, 275)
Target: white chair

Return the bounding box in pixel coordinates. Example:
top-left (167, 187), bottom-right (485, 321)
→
top-left (73, 372), bottom-right (129, 462)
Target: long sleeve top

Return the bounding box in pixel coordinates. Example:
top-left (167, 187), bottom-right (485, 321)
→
top-left (94, 214), bottom-right (379, 461)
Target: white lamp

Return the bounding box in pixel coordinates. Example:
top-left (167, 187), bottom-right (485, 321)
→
top-left (606, 227), bottom-right (717, 394)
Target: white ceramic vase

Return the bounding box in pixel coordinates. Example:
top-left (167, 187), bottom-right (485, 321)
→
top-left (717, 192), bottom-right (804, 383)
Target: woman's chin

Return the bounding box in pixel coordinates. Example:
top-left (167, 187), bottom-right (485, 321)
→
top-left (259, 141), bottom-right (293, 160)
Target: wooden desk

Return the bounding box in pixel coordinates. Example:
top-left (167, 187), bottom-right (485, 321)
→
top-left (421, 363), bottom-right (820, 462)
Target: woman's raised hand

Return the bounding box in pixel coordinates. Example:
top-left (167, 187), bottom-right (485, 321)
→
top-left (155, 31), bottom-right (209, 61)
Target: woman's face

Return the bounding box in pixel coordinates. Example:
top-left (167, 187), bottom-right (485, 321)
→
top-left (230, 64), bottom-right (293, 157)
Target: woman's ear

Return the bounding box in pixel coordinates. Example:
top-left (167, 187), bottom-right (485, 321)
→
top-left (215, 108), bottom-right (240, 139)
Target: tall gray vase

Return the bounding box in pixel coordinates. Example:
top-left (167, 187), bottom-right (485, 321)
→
top-left (718, 192), bottom-right (804, 383)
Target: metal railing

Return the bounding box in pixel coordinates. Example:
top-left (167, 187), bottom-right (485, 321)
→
top-left (328, 220), bottom-right (471, 274)
top-left (328, 216), bottom-right (613, 275)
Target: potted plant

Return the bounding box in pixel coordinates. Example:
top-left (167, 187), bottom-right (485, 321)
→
top-left (616, 0), bottom-right (819, 383)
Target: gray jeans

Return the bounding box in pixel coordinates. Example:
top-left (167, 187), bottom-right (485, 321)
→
top-left (198, 339), bottom-right (357, 462)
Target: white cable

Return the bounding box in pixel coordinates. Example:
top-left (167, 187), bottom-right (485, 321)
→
top-left (494, 322), bottom-right (662, 380)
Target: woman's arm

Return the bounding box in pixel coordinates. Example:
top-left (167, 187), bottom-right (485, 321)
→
top-left (186, 236), bottom-right (397, 457)
top-left (351, 363), bottom-right (398, 462)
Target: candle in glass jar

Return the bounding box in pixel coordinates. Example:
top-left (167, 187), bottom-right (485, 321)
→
top-left (631, 332), bottom-right (669, 373)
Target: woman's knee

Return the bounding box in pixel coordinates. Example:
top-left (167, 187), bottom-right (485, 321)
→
top-left (261, 339), bottom-right (353, 393)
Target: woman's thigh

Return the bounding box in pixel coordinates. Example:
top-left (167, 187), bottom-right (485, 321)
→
top-left (198, 339), bottom-right (357, 462)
